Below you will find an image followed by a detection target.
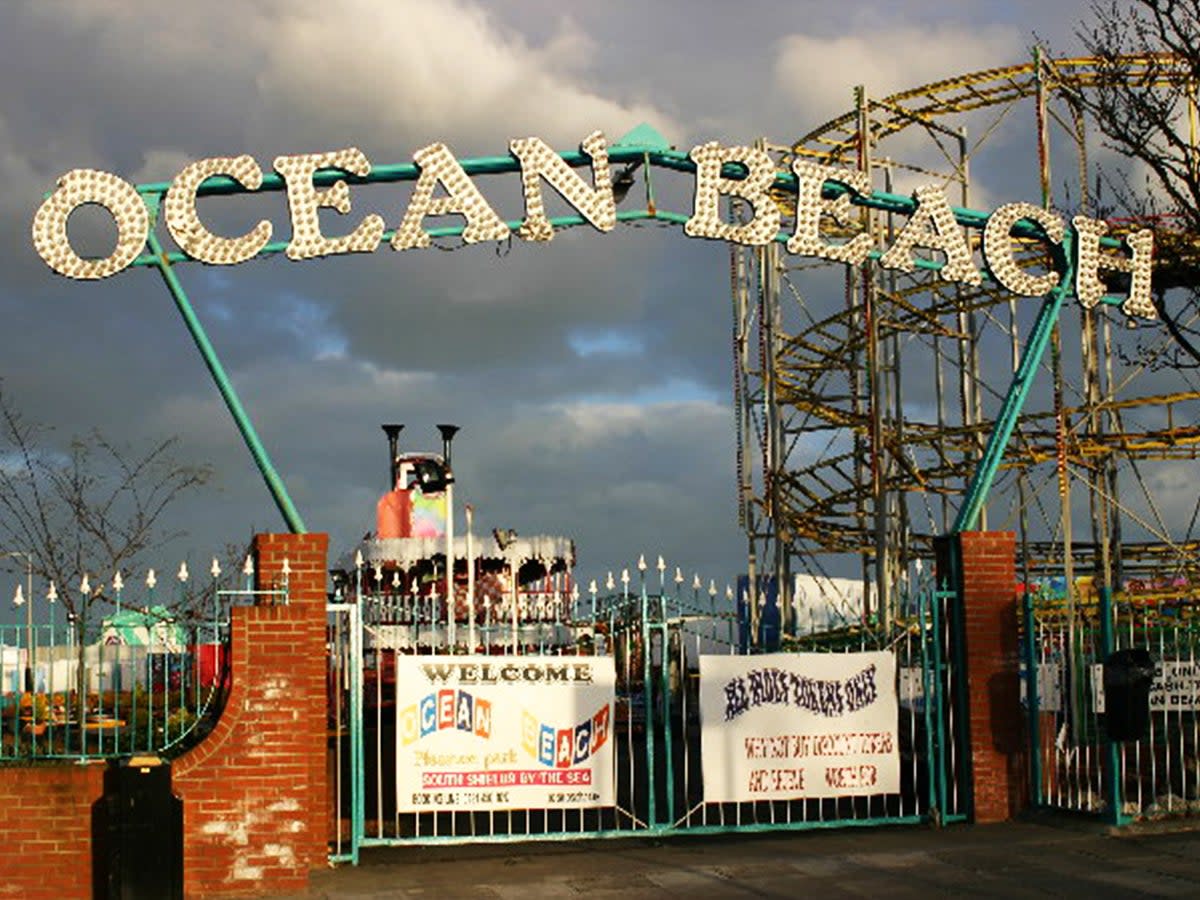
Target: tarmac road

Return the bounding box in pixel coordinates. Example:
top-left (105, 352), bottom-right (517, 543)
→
top-left (271, 817), bottom-right (1200, 898)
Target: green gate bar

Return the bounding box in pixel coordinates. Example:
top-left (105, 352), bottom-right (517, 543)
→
top-left (1023, 589), bottom-right (1043, 807)
top-left (1098, 585), bottom-right (1124, 826)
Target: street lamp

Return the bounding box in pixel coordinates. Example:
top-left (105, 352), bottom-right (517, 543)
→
top-left (436, 424), bottom-right (459, 649)
top-left (4, 551), bottom-right (34, 692)
top-left (493, 528), bottom-right (518, 652)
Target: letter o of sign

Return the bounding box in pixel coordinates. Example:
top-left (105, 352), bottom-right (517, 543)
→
top-left (32, 169), bottom-right (149, 279)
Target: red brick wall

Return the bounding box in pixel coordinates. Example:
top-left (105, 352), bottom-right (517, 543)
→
top-left (0, 762), bottom-right (105, 899)
top-left (956, 530), bottom-right (1024, 823)
top-left (0, 532), bottom-right (330, 900)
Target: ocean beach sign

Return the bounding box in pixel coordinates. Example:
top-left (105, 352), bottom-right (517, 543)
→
top-left (32, 127), bottom-right (1154, 318)
top-left (26, 124), bottom-right (1158, 536)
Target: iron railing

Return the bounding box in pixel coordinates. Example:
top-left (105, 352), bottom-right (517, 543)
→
top-left (0, 581), bottom-right (285, 762)
top-left (1024, 587), bottom-right (1200, 822)
top-left (328, 568), bottom-right (962, 861)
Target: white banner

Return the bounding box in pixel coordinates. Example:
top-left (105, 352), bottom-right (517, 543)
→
top-left (394, 655), bottom-right (615, 811)
top-left (699, 652), bottom-right (900, 802)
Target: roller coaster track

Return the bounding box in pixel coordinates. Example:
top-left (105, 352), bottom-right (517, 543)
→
top-left (735, 52), bottom-right (1200, 619)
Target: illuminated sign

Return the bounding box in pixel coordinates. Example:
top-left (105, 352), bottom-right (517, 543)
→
top-left (32, 130), bottom-right (1154, 318)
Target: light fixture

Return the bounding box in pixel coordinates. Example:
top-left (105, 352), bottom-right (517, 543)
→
top-left (611, 160), bottom-right (642, 205)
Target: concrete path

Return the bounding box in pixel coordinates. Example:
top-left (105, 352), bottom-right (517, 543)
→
top-left (272, 818), bottom-right (1200, 898)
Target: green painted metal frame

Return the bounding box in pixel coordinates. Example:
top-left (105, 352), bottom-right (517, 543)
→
top-left (951, 248), bottom-right (1074, 534)
top-left (1023, 589), bottom-right (1043, 807)
top-left (1098, 586), bottom-right (1127, 826)
top-left (142, 196), bottom-right (307, 533)
top-left (112, 129), bottom-right (1129, 533)
top-left (325, 596), bottom-right (364, 866)
top-left (334, 582), bottom-right (964, 859)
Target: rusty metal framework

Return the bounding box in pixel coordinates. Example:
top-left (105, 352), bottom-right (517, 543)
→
top-left (734, 54), bottom-right (1200, 631)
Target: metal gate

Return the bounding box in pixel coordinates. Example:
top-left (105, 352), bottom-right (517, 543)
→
top-left (327, 576), bottom-right (965, 862)
top-left (1024, 586), bottom-right (1200, 824)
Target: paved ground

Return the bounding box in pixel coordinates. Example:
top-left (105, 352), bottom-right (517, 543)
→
top-left (274, 817), bottom-right (1200, 898)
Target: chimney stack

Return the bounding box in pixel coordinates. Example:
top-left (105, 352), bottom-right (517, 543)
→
top-left (436, 424), bottom-right (460, 469)
top-left (382, 424), bottom-right (404, 488)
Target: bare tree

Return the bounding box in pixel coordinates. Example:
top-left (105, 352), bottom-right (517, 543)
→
top-left (0, 389), bottom-right (211, 615)
top-left (0, 386), bottom-right (211, 707)
top-left (1078, 2), bottom-right (1200, 226)
top-left (1074, 1), bottom-right (1200, 362)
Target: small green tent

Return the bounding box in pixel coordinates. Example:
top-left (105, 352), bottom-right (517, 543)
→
top-left (100, 606), bottom-right (187, 651)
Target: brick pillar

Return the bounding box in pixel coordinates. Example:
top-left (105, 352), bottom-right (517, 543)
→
top-left (174, 532), bottom-right (329, 898)
top-left (251, 531), bottom-right (330, 871)
top-left (940, 530), bottom-right (1023, 823)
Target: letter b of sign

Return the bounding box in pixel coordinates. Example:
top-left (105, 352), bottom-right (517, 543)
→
top-left (724, 676), bottom-right (749, 721)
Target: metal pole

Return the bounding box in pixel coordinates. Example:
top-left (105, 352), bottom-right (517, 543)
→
top-left (143, 206), bottom-right (307, 534)
top-left (510, 546), bottom-right (519, 654)
top-left (1103, 315), bottom-right (1125, 590)
top-left (854, 84), bottom-right (873, 622)
top-left (1024, 589), bottom-right (1042, 807)
top-left (466, 504), bottom-right (475, 652)
top-left (4, 552), bottom-right (33, 692)
top-left (1099, 586), bottom-right (1123, 825)
top-left (640, 572), bottom-right (656, 825)
top-left (445, 481), bottom-right (455, 650)
top-left (26, 556), bottom-right (32, 693)
top-left (436, 425), bottom-right (459, 650)
top-left (952, 275), bottom-right (1072, 532)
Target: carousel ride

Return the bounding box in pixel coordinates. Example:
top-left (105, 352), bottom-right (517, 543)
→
top-left (333, 424), bottom-right (576, 653)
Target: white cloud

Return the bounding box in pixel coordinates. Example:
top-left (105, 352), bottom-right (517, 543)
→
top-left (773, 24), bottom-right (1026, 126)
top-left (18, 0), bottom-right (680, 166)
top-left (246, 0), bottom-right (681, 152)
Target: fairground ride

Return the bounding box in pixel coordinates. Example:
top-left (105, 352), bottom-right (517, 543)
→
top-left (732, 52), bottom-right (1200, 632)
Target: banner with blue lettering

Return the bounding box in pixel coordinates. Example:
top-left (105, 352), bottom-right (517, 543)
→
top-left (699, 651), bottom-right (899, 802)
top-left (394, 655), bottom-right (616, 811)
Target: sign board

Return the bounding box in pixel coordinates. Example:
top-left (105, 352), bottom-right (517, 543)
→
top-left (394, 655), bottom-right (615, 811)
top-left (1088, 660), bottom-right (1200, 713)
top-left (1023, 658), bottom-right (1200, 714)
top-left (32, 131), bottom-right (1155, 320)
top-left (699, 651), bottom-right (899, 802)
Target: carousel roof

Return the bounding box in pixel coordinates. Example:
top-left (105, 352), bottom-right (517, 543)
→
top-left (335, 534), bottom-right (575, 572)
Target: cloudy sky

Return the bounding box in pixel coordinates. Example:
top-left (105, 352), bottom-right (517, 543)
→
top-left (0, 1), bottom-right (1101, 593)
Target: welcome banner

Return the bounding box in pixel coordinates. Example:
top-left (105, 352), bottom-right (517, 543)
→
top-left (394, 655), bottom-right (616, 811)
top-left (699, 651), bottom-right (899, 802)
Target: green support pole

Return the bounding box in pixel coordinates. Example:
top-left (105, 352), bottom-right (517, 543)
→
top-left (143, 202), bottom-right (307, 534)
top-left (641, 581), bottom-right (656, 827)
top-left (931, 582), bottom-right (948, 818)
top-left (1099, 586), bottom-right (1123, 825)
top-left (1024, 589), bottom-right (1043, 807)
top-left (952, 266), bottom-right (1072, 533)
top-left (350, 597), bottom-right (364, 864)
top-left (919, 587), bottom-right (937, 815)
top-left (658, 595), bottom-right (675, 826)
